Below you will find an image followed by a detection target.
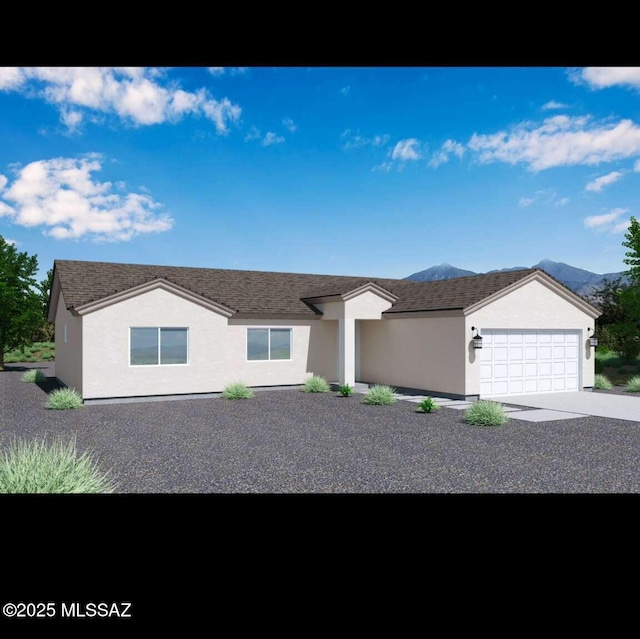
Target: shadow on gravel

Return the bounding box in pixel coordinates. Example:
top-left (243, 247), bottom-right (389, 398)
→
top-left (36, 378), bottom-right (64, 395)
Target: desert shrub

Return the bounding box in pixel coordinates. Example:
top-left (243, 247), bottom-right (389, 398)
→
top-left (625, 375), bottom-right (640, 393)
top-left (417, 397), bottom-right (439, 413)
top-left (464, 400), bottom-right (508, 426)
top-left (22, 369), bottom-right (46, 383)
top-left (222, 382), bottom-right (254, 399)
top-left (362, 385), bottom-right (396, 405)
top-left (46, 388), bottom-right (83, 410)
top-left (0, 438), bottom-right (114, 493)
top-left (337, 384), bottom-right (353, 397)
top-left (302, 375), bottom-right (330, 393)
top-left (593, 374), bottom-right (613, 390)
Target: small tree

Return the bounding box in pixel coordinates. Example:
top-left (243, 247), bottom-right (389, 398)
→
top-left (0, 236), bottom-right (43, 369)
top-left (33, 267), bottom-right (55, 342)
top-left (622, 216), bottom-right (640, 284)
top-left (609, 217), bottom-right (640, 362)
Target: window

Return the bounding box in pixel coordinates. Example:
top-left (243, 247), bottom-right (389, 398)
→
top-left (130, 327), bottom-right (188, 366)
top-left (247, 328), bottom-right (291, 361)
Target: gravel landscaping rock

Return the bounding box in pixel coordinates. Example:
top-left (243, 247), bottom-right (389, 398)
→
top-left (2, 361), bottom-right (640, 493)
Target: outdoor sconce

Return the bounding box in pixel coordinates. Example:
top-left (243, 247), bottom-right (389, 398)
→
top-left (588, 328), bottom-right (598, 348)
top-left (471, 326), bottom-right (483, 349)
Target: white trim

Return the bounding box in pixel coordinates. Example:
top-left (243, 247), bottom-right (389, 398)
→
top-left (246, 326), bottom-right (293, 362)
top-left (129, 326), bottom-right (190, 367)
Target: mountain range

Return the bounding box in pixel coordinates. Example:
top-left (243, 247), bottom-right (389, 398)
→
top-left (405, 259), bottom-right (626, 297)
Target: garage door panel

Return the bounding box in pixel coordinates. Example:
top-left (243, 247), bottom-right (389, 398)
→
top-left (539, 346), bottom-right (552, 359)
top-left (509, 347), bottom-right (523, 360)
top-left (481, 329), bottom-right (580, 397)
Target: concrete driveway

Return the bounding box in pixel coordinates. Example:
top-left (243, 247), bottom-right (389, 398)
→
top-left (494, 391), bottom-right (640, 423)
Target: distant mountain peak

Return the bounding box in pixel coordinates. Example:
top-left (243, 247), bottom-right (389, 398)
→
top-left (404, 259), bottom-right (626, 296)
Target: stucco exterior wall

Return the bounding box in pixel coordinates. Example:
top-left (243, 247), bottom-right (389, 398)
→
top-left (465, 279), bottom-right (595, 394)
top-left (359, 316), bottom-right (466, 395)
top-left (81, 287), bottom-right (338, 399)
top-left (54, 291), bottom-right (83, 394)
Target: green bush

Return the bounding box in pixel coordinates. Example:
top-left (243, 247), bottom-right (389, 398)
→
top-left (362, 385), bottom-right (396, 405)
top-left (464, 400), bottom-right (508, 426)
top-left (21, 369), bottom-right (46, 383)
top-left (594, 374), bottom-right (613, 390)
top-left (0, 438), bottom-right (115, 493)
top-left (46, 387), bottom-right (83, 410)
top-left (302, 375), bottom-right (330, 393)
top-left (625, 375), bottom-right (640, 393)
top-left (417, 397), bottom-right (439, 413)
top-left (337, 384), bottom-right (353, 397)
top-left (222, 382), bottom-right (254, 399)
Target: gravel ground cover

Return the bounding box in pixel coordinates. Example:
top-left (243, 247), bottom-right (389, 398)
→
top-left (2, 362), bottom-right (640, 493)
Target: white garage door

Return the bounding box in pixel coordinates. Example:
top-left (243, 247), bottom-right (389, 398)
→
top-left (480, 329), bottom-right (580, 397)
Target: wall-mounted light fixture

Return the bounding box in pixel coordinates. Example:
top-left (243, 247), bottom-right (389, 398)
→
top-left (471, 326), bottom-right (483, 349)
top-left (587, 327), bottom-right (598, 348)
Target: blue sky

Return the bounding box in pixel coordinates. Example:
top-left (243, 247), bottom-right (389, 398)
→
top-left (1, 66), bottom-right (640, 282)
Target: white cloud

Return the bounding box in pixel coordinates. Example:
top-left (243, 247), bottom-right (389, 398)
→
top-left (584, 208), bottom-right (629, 233)
top-left (635, 159), bottom-right (640, 172)
top-left (428, 139), bottom-right (465, 168)
top-left (4, 238), bottom-right (18, 246)
top-left (372, 162), bottom-right (393, 173)
top-left (518, 197), bottom-right (536, 208)
top-left (468, 115), bottom-right (640, 171)
top-left (0, 67), bottom-right (24, 90)
top-left (556, 197), bottom-right (570, 206)
top-left (340, 86), bottom-right (350, 96)
top-left (542, 100), bottom-right (568, 110)
top-left (262, 132), bottom-right (285, 146)
top-left (0, 67), bottom-right (241, 134)
top-left (0, 155), bottom-right (173, 241)
top-left (341, 129), bottom-right (389, 150)
top-left (391, 138), bottom-right (422, 161)
top-left (229, 67), bottom-right (248, 76)
top-left (0, 174), bottom-right (7, 191)
top-left (208, 67), bottom-right (225, 76)
top-left (585, 170), bottom-right (623, 192)
top-left (571, 67), bottom-right (640, 90)
top-left (244, 126), bottom-right (261, 142)
top-left (283, 118), bottom-right (297, 133)
top-left (613, 219), bottom-right (632, 233)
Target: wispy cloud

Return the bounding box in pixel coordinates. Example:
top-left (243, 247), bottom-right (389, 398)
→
top-left (542, 100), bottom-right (568, 110)
top-left (262, 132), bottom-right (285, 146)
top-left (0, 174), bottom-right (7, 191)
top-left (0, 155), bottom-right (173, 241)
top-left (245, 127), bottom-right (285, 146)
top-left (468, 114), bottom-right (640, 171)
top-left (0, 67), bottom-right (241, 134)
top-left (391, 138), bottom-right (422, 161)
top-left (518, 197), bottom-right (536, 208)
top-left (3, 237), bottom-right (18, 246)
top-left (244, 126), bottom-right (261, 142)
top-left (340, 86), bottom-right (350, 96)
top-left (556, 197), bottom-right (570, 206)
top-left (585, 170), bottom-right (623, 192)
top-left (341, 129), bottom-right (389, 150)
top-left (207, 67), bottom-right (225, 77)
top-left (570, 67), bottom-right (640, 90)
top-left (428, 139), bottom-right (465, 168)
top-left (283, 118), bottom-right (297, 133)
top-left (635, 159), bottom-right (640, 172)
top-left (584, 207), bottom-right (630, 233)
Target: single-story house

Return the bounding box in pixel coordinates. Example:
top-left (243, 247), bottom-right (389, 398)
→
top-left (48, 260), bottom-right (601, 403)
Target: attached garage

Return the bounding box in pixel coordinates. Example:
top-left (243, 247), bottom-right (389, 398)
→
top-left (479, 329), bottom-right (580, 397)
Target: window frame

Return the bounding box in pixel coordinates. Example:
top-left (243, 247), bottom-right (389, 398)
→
top-left (129, 327), bottom-right (190, 367)
top-left (246, 327), bottom-right (292, 362)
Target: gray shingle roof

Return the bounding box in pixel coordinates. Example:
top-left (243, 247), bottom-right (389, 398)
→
top-left (53, 260), bottom-right (594, 316)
